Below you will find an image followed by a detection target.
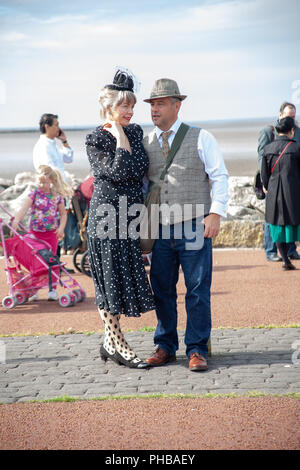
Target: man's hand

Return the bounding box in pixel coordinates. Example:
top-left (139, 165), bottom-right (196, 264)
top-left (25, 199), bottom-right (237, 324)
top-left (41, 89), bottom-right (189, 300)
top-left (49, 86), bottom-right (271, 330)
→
top-left (203, 213), bottom-right (221, 238)
top-left (57, 129), bottom-right (69, 146)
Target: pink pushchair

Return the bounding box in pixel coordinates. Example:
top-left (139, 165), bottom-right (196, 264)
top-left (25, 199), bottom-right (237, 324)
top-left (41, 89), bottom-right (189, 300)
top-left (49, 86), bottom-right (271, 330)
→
top-left (0, 204), bottom-right (86, 309)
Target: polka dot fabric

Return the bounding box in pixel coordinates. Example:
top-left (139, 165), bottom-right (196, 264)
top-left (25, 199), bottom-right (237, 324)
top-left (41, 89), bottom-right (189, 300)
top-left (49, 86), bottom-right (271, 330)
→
top-left (85, 124), bottom-right (155, 317)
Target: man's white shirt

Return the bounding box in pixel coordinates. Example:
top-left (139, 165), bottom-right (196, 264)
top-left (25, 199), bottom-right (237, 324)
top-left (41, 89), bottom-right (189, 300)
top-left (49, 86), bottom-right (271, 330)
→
top-left (33, 134), bottom-right (73, 182)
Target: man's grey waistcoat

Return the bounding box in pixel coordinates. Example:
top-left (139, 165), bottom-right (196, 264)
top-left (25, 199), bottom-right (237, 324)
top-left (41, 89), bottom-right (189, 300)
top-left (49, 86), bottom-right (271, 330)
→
top-left (143, 126), bottom-right (211, 225)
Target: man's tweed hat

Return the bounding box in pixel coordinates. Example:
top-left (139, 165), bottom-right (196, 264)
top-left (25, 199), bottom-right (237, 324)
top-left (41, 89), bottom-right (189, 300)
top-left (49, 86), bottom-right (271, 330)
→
top-left (144, 78), bottom-right (187, 103)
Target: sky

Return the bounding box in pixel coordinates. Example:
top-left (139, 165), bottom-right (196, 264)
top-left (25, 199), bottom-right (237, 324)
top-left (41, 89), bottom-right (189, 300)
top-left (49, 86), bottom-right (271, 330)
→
top-left (0, 0), bottom-right (300, 129)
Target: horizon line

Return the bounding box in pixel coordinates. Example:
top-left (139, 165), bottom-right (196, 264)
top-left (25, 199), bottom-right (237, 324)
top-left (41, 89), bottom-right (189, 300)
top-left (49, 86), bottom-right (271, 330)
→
top-left (0, 116), bottom-right (275, 133)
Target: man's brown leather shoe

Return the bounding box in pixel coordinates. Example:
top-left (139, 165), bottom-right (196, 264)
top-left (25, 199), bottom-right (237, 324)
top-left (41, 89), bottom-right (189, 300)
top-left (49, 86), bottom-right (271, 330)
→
top-left (189, 352), bottom-right (208, 371)
top-left (146, 348), bottom-right (176, 367)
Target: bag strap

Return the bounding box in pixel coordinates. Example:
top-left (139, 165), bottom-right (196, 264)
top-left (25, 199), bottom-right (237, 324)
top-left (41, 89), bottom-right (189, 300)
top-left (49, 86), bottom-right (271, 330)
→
top-left (159, 123), bottom-right (190, 180)
top-left (271, 141), bottom-right (293, 174)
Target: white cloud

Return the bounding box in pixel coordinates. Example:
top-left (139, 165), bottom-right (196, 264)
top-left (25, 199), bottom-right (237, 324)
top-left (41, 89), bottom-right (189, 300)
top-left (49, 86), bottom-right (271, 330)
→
top-left (41, 14), bottom-right (88, 24)
top-left (30, 39), bottom-right (62, 48)
top-left (1, 31), bottom-right (27, 41)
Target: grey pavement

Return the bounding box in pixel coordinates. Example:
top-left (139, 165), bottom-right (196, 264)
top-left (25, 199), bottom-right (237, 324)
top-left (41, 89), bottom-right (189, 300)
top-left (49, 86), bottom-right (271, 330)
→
top-left (0, 328), bottom-right (300, 403)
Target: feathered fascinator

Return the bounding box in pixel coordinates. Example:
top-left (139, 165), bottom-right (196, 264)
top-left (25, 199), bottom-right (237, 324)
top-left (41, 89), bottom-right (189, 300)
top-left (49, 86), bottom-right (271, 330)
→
top-left (105, 66), bottom-right (140, 93)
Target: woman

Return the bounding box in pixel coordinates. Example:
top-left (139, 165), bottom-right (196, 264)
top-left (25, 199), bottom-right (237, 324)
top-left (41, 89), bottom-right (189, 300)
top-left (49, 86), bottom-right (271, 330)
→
top-left (85, 69), bottom-right (155, 368)
top-left (261, 116), bottom-right (300, 270)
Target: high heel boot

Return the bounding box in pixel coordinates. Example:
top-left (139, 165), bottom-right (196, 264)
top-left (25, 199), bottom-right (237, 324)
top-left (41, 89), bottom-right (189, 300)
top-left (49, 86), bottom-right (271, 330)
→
top-left (98, 308), bottom-right (150, 369)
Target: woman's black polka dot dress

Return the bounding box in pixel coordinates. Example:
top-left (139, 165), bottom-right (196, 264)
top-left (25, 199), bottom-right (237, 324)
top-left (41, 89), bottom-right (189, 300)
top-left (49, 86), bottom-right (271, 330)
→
top-left (85, 123), bottom-right (155, 317)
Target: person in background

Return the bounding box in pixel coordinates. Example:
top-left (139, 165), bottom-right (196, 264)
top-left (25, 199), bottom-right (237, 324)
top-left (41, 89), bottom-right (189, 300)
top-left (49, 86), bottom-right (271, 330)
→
top-left (261, 116), bottom-right (300, 270)
top-left (33, 113), bottom-right (73, 183)
top-left (257, 102), bottom-right (300, 262)
top-left (33, 113), bottom-right (76, 265)
top-left (11, 165), bottom-right (73, 300)
top-left (143, 78), bottom-right (228, 372)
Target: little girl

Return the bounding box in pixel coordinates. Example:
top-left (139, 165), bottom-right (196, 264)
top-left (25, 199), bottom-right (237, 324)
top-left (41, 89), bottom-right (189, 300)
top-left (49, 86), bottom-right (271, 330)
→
top-left (11, 165), bottom-right (73, 300)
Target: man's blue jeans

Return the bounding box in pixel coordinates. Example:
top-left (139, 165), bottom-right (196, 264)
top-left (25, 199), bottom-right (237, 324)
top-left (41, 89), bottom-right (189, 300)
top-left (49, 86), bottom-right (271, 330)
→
top-left (150, 221), bottom-right (212, 359)
top-left (264, 222), bottom-right (277, 257)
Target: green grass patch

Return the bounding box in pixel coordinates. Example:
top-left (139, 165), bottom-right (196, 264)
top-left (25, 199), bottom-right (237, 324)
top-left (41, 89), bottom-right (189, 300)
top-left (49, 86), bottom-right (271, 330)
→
top-left (1, 391), bottom-right (299, 405)
top-left (1, 324), bottom-right (299, 338)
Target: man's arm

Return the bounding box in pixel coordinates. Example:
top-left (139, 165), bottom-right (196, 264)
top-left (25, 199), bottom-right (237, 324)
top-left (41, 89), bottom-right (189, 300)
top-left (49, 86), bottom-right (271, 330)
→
top-left (257, 126), bottom-right (273, 172)
top-left (57, 130), bottom-right (73, 164)
top-left (198, 129), bottom-right (229, 237)
top-left (61, 145), bottom-right (73, 164)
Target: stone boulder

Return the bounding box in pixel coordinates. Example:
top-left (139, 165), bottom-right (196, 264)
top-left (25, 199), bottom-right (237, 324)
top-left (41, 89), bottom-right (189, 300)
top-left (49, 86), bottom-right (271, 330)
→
top-left (213, 220), bottom-right (264, 248)
top-left (213, 176), bottom-right (264, 248)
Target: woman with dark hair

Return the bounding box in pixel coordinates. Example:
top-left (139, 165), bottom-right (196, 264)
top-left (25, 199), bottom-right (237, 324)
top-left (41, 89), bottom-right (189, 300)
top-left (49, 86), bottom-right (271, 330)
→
top-left (261, 116), bottom-right (300, 270)
top-left (85, 68), bottom-right (155, 368)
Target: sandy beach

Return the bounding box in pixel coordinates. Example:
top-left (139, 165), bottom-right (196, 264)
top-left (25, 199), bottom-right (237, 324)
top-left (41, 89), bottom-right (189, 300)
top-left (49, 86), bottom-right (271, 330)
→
top-left (0, 117), bottom-right (268, 180)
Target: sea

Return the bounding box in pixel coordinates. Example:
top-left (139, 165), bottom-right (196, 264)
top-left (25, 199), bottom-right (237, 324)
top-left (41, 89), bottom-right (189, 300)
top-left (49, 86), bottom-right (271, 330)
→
top-left (0, 117), bottom-right (275, 181)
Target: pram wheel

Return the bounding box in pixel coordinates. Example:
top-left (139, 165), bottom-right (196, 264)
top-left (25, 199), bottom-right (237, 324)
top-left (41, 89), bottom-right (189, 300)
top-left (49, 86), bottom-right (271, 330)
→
top-left (80, 251), bottom-right (91, 277)
top-left (2, 296), bottom-right (16, 309)
top-left (59, 294), bottom-right (73, 308)
top-left (72, 289), bottom-right (84, 302)
top-left (14, 292), bottom-right (27, 305)
top-left (79, 289), bottom-right (86, 301)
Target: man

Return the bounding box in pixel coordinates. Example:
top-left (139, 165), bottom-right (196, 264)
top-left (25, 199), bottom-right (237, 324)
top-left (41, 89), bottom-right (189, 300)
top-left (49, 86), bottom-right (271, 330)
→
top-left (33, 113), bottom-right (73, 182)
top-left (258, 102), bottom-right (300, 261)
top-left (143, 78), bottom-right (229, 372)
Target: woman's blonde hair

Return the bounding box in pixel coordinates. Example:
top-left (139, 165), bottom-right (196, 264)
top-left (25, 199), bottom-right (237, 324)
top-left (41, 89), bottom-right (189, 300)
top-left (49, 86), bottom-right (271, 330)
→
top-left (36, 165), bottom-right (73, 198)
top-left (98, 87), bottom-right (136, 119)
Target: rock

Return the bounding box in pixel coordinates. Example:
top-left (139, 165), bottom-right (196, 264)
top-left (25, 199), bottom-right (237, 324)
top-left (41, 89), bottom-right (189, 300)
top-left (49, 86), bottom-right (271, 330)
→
top-left (0, 183), bottom-right (34, 201)
top-left (0, 172), bottom-right (36, 229)
top-left (227, 176), bottom-right (265, 221)
top-left (212, 177), bottom-right (265, 248)
top-left (213, 220), bottom-right (264, 248)
top-left (14, 172), bottom-right (36, 186)
top-left (0, 178), bottom-right (14, 188)
top-left (0, 186), bottom-right (35, 230)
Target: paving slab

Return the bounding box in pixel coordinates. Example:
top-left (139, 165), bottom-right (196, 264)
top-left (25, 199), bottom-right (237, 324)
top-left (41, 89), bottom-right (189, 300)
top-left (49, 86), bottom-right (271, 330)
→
top-left (0, 328), bottom-right (299, 403)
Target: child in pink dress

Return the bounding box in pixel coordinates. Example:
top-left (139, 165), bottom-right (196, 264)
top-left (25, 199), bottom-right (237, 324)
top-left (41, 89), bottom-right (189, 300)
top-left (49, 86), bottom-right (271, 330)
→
top-left (11, 165), bottom-right (73, 300)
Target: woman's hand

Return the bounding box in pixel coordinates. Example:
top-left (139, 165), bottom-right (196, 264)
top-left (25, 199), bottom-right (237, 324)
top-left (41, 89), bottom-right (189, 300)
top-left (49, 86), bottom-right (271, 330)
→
top-left (103, 120), bottom-right (132, 153)
top-left (103, 120), bottom-right (123, 139)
